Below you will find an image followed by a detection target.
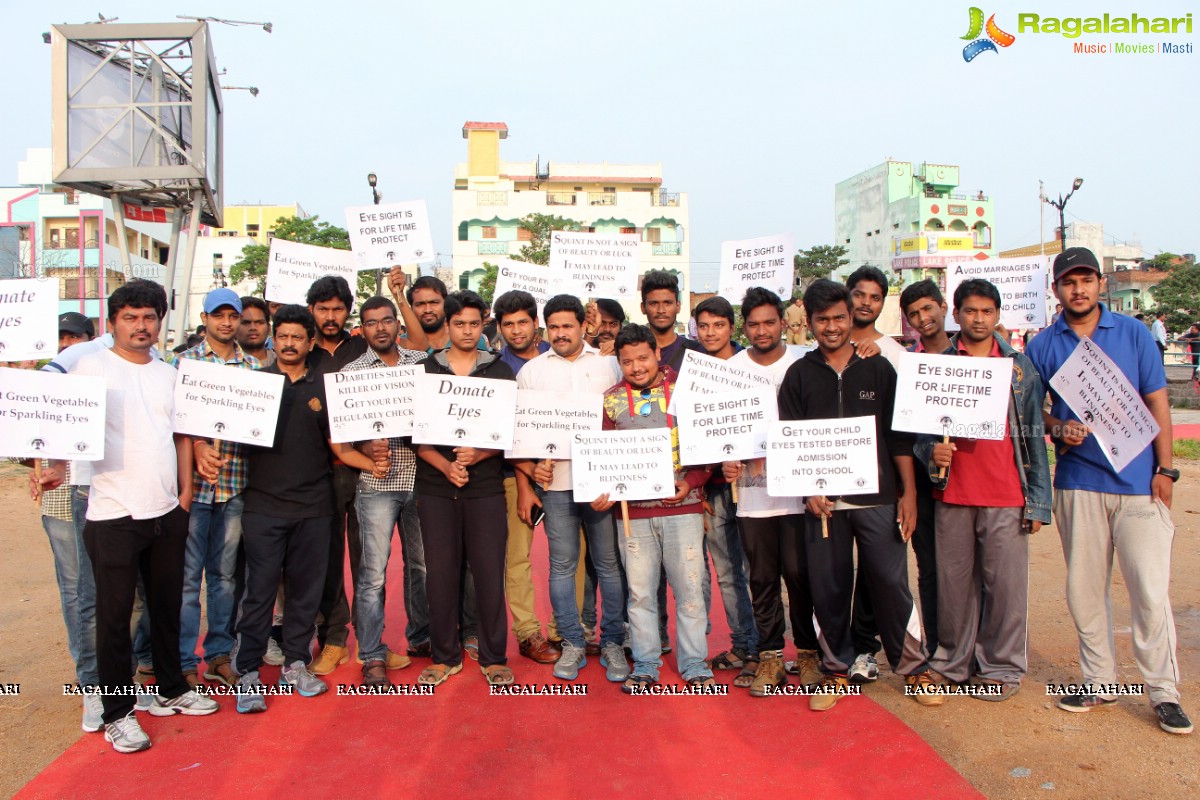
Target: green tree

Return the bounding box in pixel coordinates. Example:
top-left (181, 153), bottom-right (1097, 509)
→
top-left (229, 215), bottom-right (376, 307)
top-left (1148, 255), bottom-right (1200, 333)
top-left (509, 213), bottom-right (581, 266)
top-left (794, 244), bottom-right (850, 296)
top-left (477, 261), bottom-right (499, 306)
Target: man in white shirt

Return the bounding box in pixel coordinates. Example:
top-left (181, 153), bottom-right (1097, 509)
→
top-left (1151, 312), bottom-right (1168, 361)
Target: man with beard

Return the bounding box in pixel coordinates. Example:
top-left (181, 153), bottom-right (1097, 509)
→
top-left (584, 298), bottom-right (626, 356)
top-left (237, 296), bottom-right (275, 367)
top-left (641, 270), bottom-right (704, 373)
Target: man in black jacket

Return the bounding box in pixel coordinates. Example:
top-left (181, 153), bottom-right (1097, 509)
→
top-left (778, 280), bottom-right (941, 711)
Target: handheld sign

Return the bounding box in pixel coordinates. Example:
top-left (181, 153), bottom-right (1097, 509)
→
top-left (667, 349), bottom-right (774, 415)
top-left (265, 239), bottom-right (358, 305)
top-left (767, 416), bottom-right (878, 497)
top-left (324, 366), bottom-right (419, 444)
top-left (677, 386), bottom-right (777, 466)
top-left (507, 390), bottom-right (603, 459)
top-left (1048, 336), bottom-right (1160, 473)
top-left (0, 278), bottom-right (58, 361)
top-left (944, 256), bottom-right (1049, 331)
top-left (718, 233), bottom-right (795, 300)
top-left (411, 373), bottom-right (517, 450)
top-left (173, 359), bottom-right (285, 447)
top-left (493, 259), bottom-right (554, 320)
top-left (570, 428), bottom-right (675, 502)
top-left (0, 368), bottom-right (105, 460)
top-left (549, 231), bottom-right (639, 300)
top-left (344, 200), bottom-right (435, 269)
top-left (892, 352), bottom-right (1011, 440)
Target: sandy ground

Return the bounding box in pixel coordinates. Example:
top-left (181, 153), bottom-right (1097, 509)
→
top-left (0, 457), bottom-right (1196, 799)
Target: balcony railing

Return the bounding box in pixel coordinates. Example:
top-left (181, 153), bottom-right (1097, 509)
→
top-left (588, 192), bottom-right (616, 206)
top-left (478, 241), bottom-right (509, 255)
top-left (653, 192), bottom-right (680, 207)
top-left (477, 190), bottom-right (508, 206)
top-left (546, 191), bottom-right (576, 206)
top-left (652, 242), bottom-right (682, 256)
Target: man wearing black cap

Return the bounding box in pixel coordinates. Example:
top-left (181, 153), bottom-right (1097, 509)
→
top-left (58, 312), bottom-right (95, 350)
top-left (1027, 246), bottom-right (1191, 735)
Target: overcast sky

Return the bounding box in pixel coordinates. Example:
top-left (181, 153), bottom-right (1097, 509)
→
top-left (4, 0), bottom-right (1196, 288)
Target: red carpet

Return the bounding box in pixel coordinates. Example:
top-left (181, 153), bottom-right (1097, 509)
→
top-left (18, 525), bottom-right (980, 800)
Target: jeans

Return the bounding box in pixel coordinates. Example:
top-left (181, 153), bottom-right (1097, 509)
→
top-left (541, 490), bottom-right (625, 648)
top-left (621, 514), bottom-right (712, 682)
top-left (354, 488), bottom-right (429, 661)
top-left (179, 493), bottom-right (244, 670)
top-left (703, 484), bottom-right (757, 653)
top-left (41, 487), bottom-right (98, 686)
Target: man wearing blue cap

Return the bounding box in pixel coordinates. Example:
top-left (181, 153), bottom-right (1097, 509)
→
top-left (172, 287), bottom-right (262, 688)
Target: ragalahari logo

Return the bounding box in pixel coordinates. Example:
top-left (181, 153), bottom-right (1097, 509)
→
top-left (962, 7), bottom-right (1016, 61)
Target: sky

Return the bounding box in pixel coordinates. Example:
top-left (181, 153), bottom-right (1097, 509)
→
top-left (3, 0), bottom-right (1197, 290)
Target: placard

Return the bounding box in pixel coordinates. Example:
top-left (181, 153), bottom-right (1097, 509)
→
top-left (344, 200), bottom-right (435, 269)
top-left (943, 256), bottom-right (1049, 331)
top-left (0, 367), bottom-right (105, 460)
top-left (1048, 336), bottom-right (1160, 473)
top-left (506, 390), bottom-right (603, 459)
top-left (718, 233), bottom-right (795, 300)
top-left (892, 352), bottom-right (1011, 440)
top-left (667, 349), bottom-right (774, 414)
top-left (411, 373), bottom-right (517, 449)
top-left (548, 231), bottom-right (639, 300)
top-left (173, 359), bottom-right (285, 446)
top-left (677, 386), bottom-right (777, 465)
top-left (570, 428), bottom-right (675, 502)
top-left (493, 259), bottom-right (554, 319)
top-left (767, 416), bottom-right (878, 497)
top-left (0, 278), bottom-right (58, 361)
top-left (265, 239), bottom-right (358, 304)
top-left (324, 366), bottom-right (419, 443)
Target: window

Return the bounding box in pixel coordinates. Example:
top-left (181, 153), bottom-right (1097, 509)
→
top-left (219, 230), bottom-right (238, 237)
top-left (481, 226), bottom-right (498, 239)
top-left (517, 227), bottom-right (533, 241)
top-left (246, 224), bottom-right (260, 237)
top-left (620, 226), bottom-right (637, 235)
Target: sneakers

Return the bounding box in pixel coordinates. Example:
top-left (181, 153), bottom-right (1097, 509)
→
top-left (849, 653), bottom-right (878, 683)
top-left (147, 689), bottom-right (220, 717)
top-left (1057, 693), bottom-right (1118, 713)
top-left (280, 660), bottom-right (328, 697)
top-left (905, 670), bottom-right (946, 707)
top-left (105, 712), bottom-right (151, 753)
top-left (810, 674), bottom-right (852, 712)
top-left (600, 641), bottom-right (631, 682)
top-left (263, 638), bottom-right (286, 666)
top-left (236, 671), bottom-right (268, 714)
top-left (518, 633), bottom-right (561, 665)
top-left (1155, 703), bottom-right (1194, 735)
top-left (749, 651), bottom-right (787, 697)
top-left (553, 642), bottom-right (587, 681)
top-left (81, 692), bottom-right (104, 733)
top-left (309, 644), bottom-right (348, 676)
top-left (793, 649), bottom-right (824, 689)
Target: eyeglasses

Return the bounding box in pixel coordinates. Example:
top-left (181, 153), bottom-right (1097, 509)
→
top-left (361, 317), bottom-right (398, 330)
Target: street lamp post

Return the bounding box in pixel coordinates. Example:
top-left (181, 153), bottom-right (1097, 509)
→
top-left (1045, 177), bottom-right (1084, 251)
top-left (368, 173), bottom-right (382, 295)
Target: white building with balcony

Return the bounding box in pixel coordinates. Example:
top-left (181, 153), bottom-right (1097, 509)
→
top-left (451, 122), bottom-right (690, 315)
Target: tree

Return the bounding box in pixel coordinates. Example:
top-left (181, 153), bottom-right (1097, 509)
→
top-left (477, 261), bottom-right (499, 306)
top-left (509, 213), bottom-right (581, 266)
top-left (229, 215), bottom-right (376, 306)
top-left (1149, 255), bottom-right (1200, 333)
top-left (794, 244), bottom-right (850, 296)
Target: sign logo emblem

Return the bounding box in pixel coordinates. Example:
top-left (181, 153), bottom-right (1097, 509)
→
top-left (962, 7), bottom-right (1016, 62)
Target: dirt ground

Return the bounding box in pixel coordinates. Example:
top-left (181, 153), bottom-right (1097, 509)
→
top-left (0, 459), bottom-right (1196, 799)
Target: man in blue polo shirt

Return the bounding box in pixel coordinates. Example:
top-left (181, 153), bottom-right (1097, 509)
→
top-left (1026, 247), bottom-right (1190, 736)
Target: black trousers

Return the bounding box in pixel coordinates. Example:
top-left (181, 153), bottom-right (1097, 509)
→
top-left (851, 469), bottom-right (939, 654)
top-left (316, 465), bottom-right (359, 648)
top-left (738, 513), bottom-right (815, 653)
top-left (233, 512), bottom-right (332, 672)
top-left (84, 506), bottom-right (189, 724)
top-left (417, 494), bottom-right (507, 667)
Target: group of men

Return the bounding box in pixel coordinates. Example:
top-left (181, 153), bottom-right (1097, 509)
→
top-left (23, 245), bottom-right (1190, 756)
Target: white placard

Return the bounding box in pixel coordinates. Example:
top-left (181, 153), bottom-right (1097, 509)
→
top-left (344, 200), bottom-right (435, 269)
top-left (173, 359), bottom-right (285, 446)
top-left (507, 390), bottom-right (604, 459)
top-left (570, 428), bottom-right (675, 502)
top-left (0, 368), bottom-right (106, 460)
top-left (0, 279), bottom-right (58, 361)
top-left (667, 349), bottom-right (774, 414)
top-left (411, 373), bottom-right (517, 449)
top-left (718, 233), bottom-right (795, 300)
top-left (265, 239), bottom-right (358, 304)
top-left (677, 386), bottom-right (777, 465)
top-left (1048, 336), bottom-right (1160, 473)
top-left (892, 352), bottom-right (1012, 440)
top-left (944, 256), bottom-right (1050, 331)
top-left (493, 259), bottom-right (554, 319)
top-left (767, 416), bottom-right (878, 497)
top-left (548, 231), bottom-right (640, 300)
top-left (324, 366), bottom-right (419, 444)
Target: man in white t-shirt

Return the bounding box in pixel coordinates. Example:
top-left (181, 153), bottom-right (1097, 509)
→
top-left (721, 288), bottom-right (817, 696)
top-left (41, 281), bottom-right (218, 754)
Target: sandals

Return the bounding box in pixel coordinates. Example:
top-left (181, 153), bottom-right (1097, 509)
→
top-left (733, 660), bottom-right (759, 689)
top-left (362, 660), bottom-right (392, 688)
top-left (182, 669), bottom-right (201, 689)
top-left (204, 655), bottom-right (236, 687)
top-left (481, 665), bottom-right (515, 686)
top-left (621, 674), bottom-right (658, 695)
top-left (710, 649), bottom-right (748, 671)
top-left (687, 675), bottom-right (717, 688)
top-left (417, 662), bottom-right (463, 686)
top-left (463, 636), bottom-right (480, 662)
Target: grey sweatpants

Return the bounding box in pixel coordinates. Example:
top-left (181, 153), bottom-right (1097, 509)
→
top-left (929, 504), bottom-right (1028, 685)
top-left (1055, 489), bottom-right (1181, 705)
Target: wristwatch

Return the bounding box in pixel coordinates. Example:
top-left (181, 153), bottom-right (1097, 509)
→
top-left (1155, 466), bottom-right (1180, 482)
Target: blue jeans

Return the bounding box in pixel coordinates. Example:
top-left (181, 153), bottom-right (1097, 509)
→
top-left (179, 493), bottom-right (244, 670)
top-left (354, 488), bottom-right (429, 661)
top-left (622, 514), bottom-right (712, 681)
top-left (541, 490), bottom-right (624, 648)
top-left (42, 487), bottom-right (98, 686)
top-left (704, 484), bottom-right (758, 653)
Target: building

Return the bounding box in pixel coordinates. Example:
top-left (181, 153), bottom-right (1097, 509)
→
top-left (208, 203), bottom-right (307, 244)
top-left (450, 121), bottom-right (690, 314)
